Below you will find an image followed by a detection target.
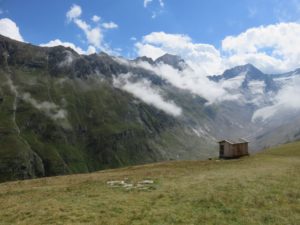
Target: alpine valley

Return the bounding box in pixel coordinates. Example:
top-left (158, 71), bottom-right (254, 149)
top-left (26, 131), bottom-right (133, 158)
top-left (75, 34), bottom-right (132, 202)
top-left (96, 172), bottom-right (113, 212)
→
top-left (0, 34), bottom-right (299, 182)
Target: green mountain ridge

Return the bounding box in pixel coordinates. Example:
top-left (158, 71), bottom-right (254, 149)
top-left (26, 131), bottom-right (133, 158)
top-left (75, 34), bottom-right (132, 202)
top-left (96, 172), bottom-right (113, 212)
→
top-left (0, 35), bottom-right (216, 182)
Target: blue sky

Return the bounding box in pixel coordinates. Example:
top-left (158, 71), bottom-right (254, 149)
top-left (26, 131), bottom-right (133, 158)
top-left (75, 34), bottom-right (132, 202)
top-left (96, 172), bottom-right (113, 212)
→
top-left (1, 0), bottom-right (300, 73)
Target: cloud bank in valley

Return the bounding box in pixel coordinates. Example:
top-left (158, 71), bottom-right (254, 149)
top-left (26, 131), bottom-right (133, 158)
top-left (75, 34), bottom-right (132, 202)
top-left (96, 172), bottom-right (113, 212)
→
top-left (134, 60), bottom-right (241, 104)
top-left (252, 76), bottom-right (300, 121)
top-left (22, 93), bottom-right (68, 121)
top-left (113, 73), bottom-right (182, 117)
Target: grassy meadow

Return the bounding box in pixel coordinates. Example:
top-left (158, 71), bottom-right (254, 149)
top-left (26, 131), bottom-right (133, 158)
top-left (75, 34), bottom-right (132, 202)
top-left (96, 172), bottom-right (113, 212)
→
top-left (0, 141), bottom-right (299, 225)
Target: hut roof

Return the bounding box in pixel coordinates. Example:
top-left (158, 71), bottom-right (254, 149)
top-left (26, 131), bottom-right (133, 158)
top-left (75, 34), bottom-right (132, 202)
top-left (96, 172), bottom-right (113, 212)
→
top-left (218, 138), bottom-right (249, 144)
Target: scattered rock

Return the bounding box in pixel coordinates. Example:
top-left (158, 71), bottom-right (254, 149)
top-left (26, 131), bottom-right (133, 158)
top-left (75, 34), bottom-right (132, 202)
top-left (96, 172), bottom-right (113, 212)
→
top-left (106, 179), bottom-right (155, 190)
top-left (106, 180), bottom-right (125, 187)
top-left (138, 180), bottom-right (154, 184)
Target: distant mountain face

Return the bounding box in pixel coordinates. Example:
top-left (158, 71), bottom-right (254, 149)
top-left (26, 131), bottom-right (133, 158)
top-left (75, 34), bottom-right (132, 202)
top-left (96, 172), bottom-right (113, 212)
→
top-left (209, 63), bottom-right (278, 94)
top-left (133, 53), bottom-right (188, 71)
top-left (208, 63), bottom-right (300, 150)
top-left (210, 64), bottom-right (264, 80)
top-left (0, 34), bottom-right (299, 182)
top-left (155, 53), bottom-right (188, 70)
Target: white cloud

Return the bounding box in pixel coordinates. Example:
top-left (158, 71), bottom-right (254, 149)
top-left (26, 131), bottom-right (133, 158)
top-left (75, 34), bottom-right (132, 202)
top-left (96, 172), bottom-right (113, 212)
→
top-left (151, 12), bottom-right (157, 19)
top-left (135, 22), bottom-right (300, 74)
top-left (66, 4), bottom-right (103, 49)
top-left (135, 42), bottom-right (166, 59)
top-left (66, 4), bottom-right (82, 21)
top-left (102, 22), bottom-right (118, 29)
top-left (113, 73), bottom-right (182, 116)
top-left (158, 0), bottom-right (164, 7)
top-left (0, 18), bottom-right (24, 42)
top-left (86, 45), bottom-right (97, 54)
top-left (222, 22), bottom-right (300, 73)
top-left (71, 19), bottom-right (102, 49)
top-left (136, 61), bottom-right (240, 104)
top-left (40, 39), bottom-right (84, 54)
top-left (40, 39), bottom-right (96, 55)
top-left (248, 7), bottom-right (257, 18)
top-left (92, 15), bottom-right (101, 22)
top-left (273, 0), bottom-right (300, 22)
top-left (144, 0), bottom-right (153, 8)
top-left (144, 0), bottom-right (164, 8)
top-left (66, 4), bottom-right (118, 54)
top-left (22, 93), bottom-right (67, 121)
top-left (113, 56), bottom-right (239, 104)
top-left (135, 32), bottom-right (224, 75)
top-left (144, 0), bottom-right (164, 19)
top-left (253, 76), bottom-right (300, 121)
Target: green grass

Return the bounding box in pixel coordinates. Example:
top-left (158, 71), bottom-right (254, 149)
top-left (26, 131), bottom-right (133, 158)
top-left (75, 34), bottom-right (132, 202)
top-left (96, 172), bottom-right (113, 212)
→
top-left (0, 141), bottom-right (299, 225)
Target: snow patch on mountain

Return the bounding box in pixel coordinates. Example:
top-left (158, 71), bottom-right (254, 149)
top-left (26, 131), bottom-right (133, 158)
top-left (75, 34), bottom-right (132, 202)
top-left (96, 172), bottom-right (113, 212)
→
top-left (220, 73), bottom-right (246, 90)
top-left (248, 80), bottom-right (266, 95)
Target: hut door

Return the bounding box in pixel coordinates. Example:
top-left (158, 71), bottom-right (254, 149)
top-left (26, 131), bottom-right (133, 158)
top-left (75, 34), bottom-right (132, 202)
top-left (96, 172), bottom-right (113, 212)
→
top-left (220, 144), bottom-right (224, 157)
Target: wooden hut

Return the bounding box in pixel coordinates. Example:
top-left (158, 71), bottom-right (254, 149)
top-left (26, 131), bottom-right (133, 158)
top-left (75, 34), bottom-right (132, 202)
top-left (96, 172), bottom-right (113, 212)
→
top-left (218, 138), bottom-right (249, 159)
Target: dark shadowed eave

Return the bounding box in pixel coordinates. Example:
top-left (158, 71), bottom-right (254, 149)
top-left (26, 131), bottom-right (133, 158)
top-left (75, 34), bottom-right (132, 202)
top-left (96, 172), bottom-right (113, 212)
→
top-left (218, 138), bottom-right (249, 144)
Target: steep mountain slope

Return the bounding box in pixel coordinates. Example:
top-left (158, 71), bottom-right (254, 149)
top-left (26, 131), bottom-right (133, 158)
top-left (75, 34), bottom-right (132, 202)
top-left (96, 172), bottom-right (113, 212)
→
top-left (0, 35), bottom-right (216, 182)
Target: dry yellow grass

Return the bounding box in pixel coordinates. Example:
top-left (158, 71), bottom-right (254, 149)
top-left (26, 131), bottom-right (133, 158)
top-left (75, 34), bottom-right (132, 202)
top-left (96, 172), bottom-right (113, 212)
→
top-left (0, 141), bottom-right (299, 225)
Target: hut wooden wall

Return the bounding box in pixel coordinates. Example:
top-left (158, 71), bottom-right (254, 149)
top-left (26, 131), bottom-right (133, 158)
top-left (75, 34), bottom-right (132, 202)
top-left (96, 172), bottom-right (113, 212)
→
top-left (219, 141), bottom-right (248, 158)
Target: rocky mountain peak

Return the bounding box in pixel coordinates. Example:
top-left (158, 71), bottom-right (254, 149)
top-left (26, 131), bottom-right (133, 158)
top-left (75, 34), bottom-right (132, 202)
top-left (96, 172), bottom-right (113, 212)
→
top-left (223, 64), bottom-right (264, 80)
top-left (134, 56), bottom-right (155, 65)
top-left (155, 53), bottom-right (187, 70)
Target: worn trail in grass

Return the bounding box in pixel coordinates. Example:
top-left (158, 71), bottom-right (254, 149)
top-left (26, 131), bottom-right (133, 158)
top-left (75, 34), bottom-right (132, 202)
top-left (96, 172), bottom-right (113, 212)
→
top-left (0, 141), bottom-right (299, 225)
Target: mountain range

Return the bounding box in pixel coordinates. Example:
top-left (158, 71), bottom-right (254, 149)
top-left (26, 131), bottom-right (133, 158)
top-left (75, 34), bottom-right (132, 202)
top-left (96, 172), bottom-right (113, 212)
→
top-left (0, 34), bottom-right (299, 182)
